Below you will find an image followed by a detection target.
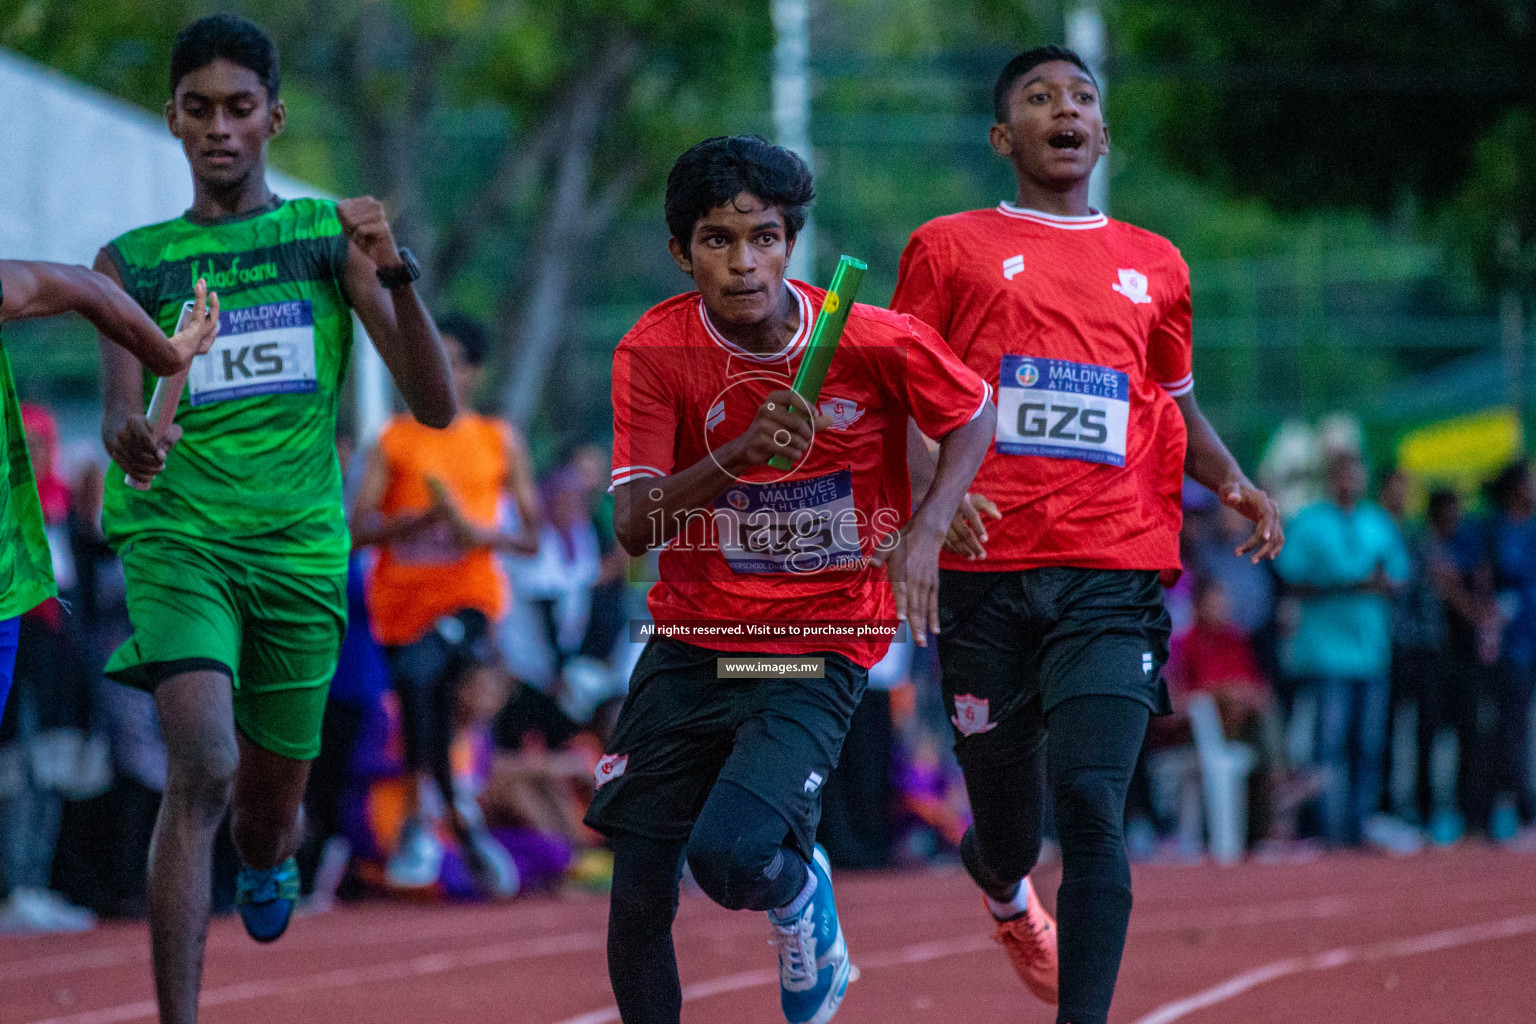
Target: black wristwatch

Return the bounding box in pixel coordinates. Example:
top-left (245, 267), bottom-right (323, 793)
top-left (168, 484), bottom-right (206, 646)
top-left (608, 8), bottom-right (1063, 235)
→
top-left (375, 248), bottom-right (421, 290)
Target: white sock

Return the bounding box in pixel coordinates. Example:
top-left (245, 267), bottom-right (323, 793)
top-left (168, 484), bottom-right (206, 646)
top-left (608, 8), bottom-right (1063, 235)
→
top-left (774, 867), bottom-right (818, 920)
top-left (985, 880), bottom-right (1030, 921)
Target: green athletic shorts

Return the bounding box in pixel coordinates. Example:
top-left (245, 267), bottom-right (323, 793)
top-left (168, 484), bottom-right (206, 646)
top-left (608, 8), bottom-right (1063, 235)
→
top-left (104, 536), bottom-right (347, 760)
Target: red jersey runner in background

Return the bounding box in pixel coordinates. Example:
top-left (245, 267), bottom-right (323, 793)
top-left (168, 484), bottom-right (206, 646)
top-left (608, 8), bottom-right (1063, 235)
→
top-left (887, 49), bottom-right (1283, 1024)
top-left (891, 203), bottom-right (1190, 575)
top-left (611, 280), bottom-right (990, 668)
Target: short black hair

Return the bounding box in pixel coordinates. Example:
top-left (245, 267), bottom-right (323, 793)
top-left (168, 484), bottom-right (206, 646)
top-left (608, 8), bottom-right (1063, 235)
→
top-left (170, 15), bottom-right (280, 99)
top-left (1486, 459), bottom-right (1530, 508)
top-left (437, 315), bottom-right (489, 366)
top-left (664, 135), bottom-right (814, 253)
top-left (993, 45), bottom-right (1097, 123)
top-left (1427, 488), bottom-right (1460, 520)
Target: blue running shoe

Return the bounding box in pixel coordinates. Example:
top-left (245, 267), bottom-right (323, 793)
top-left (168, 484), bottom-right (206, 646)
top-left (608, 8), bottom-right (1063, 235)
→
top-left (767, 845), bottom-right (851, 1024)
top-left (236, 857), bottom-right (299, 943)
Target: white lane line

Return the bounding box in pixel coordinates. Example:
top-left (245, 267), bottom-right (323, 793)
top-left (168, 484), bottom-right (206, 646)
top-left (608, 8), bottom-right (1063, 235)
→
top-left (0, 946), bottom-right (144, 983)
top-left (1130, 913), bottom-right (1536, 1024)
top-left (23, 929), bottom-right (606, 1024)
top-left (549, 933), bottom-right (993, 1024)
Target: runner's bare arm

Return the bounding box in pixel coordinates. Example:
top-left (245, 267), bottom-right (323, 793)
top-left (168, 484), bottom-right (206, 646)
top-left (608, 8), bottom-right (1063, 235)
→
top-left (89, 254), bottom-right (216, 483)
top-left (1175, 390), bottom-right (1283, 562)
top-left (908, 419), bottom-right (999, 561)
top-left (338, 197), bottom-right (455, 429)
top-left (2, 258), bottom-right (216, 376)
top-left (873, 403), bottom-right (996, 645)
top-left (611, 388), bottom-right (831, 557)
top-left (347, 442), bottom-right (444, 549)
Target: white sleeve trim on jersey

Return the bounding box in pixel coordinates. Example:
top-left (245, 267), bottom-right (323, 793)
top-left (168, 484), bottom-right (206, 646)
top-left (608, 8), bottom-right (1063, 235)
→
top-left (1157, 373), bottom-right (1195, 398)
top-left (609, 465), bottom-right (667, 491)
top-left (967, 382), bottom-right (995, 422)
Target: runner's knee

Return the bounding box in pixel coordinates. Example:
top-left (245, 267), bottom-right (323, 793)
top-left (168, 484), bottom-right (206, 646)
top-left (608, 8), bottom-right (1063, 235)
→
top-left (166, 738), bottom-right (237, 819)
top-left (687, 786), bottom-right (798, 912)
top-left (685, 824), bottom-right (786, 911)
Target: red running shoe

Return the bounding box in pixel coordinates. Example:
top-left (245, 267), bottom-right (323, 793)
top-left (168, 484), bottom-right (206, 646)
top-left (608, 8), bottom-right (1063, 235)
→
top-left (988, 879), bottom-right (1058, 1005)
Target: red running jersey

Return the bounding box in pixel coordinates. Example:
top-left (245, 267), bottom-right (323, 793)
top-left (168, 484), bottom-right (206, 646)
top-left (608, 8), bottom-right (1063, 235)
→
top-left (891, 203), bottom-right (1191, 574)
top-left (611, 281), bottom-right (991, 668)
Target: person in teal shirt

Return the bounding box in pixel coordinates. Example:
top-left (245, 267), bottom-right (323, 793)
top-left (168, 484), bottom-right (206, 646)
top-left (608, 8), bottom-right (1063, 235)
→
top-left (1275, 450), bottom-right (1409, 845)
top-left (0, 260), bottom-right (218, 720)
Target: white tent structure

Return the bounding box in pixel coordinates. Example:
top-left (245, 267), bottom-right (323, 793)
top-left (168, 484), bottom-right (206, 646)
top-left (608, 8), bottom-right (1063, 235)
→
top-left (0, 48), bottom-right (389, 441)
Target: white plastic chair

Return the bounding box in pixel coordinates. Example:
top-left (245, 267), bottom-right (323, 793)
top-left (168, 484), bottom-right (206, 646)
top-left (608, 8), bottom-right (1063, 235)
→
top-left (1186, 693), bottom-right (1256, 865)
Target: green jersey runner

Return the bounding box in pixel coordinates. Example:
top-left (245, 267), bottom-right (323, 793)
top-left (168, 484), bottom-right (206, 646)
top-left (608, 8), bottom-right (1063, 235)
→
top-left (0, 286), bottom-right (58, 621)
top-left (102, 197), bottom-right (352, 758)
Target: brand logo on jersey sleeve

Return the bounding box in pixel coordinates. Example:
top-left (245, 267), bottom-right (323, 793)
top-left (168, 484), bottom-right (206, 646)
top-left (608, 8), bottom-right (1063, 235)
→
top-left (1112, 268), bottom-right (1152, 304)
top-left (595, 753), bottom-right (628, 787)
top-left (951, 695), bottom-right (998, 736)
top-left (1003, 254), bottom-right (1025, 281)
top-left (804, 772), bottom-right (824, 793)
top-left (706, 399), bottom-right (726, 432)
top-left (818, 397), bottom-right (865, 431)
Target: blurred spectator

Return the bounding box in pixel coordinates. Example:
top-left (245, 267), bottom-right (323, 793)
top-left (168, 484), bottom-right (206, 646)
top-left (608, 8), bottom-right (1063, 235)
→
top-left (0, 404), bottom-right (97, 933)
top-left (1275, 451), bottom-right (1408, 847)
top-left (505, 462), bottom-right (624, 721)
top-left (1381, 467), bottom-right (1435, 821)
top-left (818, 639), bottom-right (905, 869)
top-left (49, 462), bottom-right (166, 919)
top-left (1165, 578), bottom-right (1316, 844)
top-left (483, 672), bottom-right (591, 849)
top-left (1413, 488), bottom-right (1495, 841)
top-left (568, 443), bottom-right (632, 664)
top-left (351, 316), bottom-right (539, 898)
top-left (1481, 461), bottom-right (1536, 841)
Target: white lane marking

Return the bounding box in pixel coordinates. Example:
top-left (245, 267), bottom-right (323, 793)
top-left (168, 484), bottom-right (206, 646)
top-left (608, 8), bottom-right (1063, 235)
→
top-left (24, 930), bottom-right (606, 1024)
top-left (0, 946), bottom-right (143, 983)
top-left (1130, 913), bottom-right (1536, 1024)
top-left (549, 934), bottom-right (992, 1024)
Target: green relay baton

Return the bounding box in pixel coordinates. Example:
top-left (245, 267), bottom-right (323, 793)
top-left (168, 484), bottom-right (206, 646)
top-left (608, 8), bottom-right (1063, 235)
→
top-left (768, 255), bottom-right (868, 470)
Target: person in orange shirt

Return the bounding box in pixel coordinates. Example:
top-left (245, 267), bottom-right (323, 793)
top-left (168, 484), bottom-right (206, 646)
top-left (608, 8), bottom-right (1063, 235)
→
top-left (351, 316), bottom-right (539, 896)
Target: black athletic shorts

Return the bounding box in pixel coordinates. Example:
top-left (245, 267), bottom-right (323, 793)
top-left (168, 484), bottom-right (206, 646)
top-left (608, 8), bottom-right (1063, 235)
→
top-left (936, 568), bottom-right (1172, 761)
top-left (584, 638), bottom-right (867, 860)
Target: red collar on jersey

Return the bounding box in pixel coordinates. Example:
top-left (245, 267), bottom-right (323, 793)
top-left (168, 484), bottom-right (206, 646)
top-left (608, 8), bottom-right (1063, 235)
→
top-left (697, 281), bottom-right (813, 363)
top-left (996, 202), bottom-right (1108, 230)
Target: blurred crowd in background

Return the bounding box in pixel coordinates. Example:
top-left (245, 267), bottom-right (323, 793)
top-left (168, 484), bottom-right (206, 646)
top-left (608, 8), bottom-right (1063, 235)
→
top-left (5, 370), bottom-right (1536, 935)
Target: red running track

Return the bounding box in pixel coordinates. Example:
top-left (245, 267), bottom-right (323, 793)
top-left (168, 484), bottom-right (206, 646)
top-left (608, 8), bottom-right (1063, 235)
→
top-left (4, 844), bottom-right (1534, 1024)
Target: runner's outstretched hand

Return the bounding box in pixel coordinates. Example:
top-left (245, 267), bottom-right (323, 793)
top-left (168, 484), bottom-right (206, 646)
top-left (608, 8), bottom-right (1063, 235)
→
top-left (1221, 481), bottom-right (1284, 563)
top-left (943, 492), bottom-right (1001, 560)
top-left (165, 278), bottom-right (220, 372)
top-left (870, 517), bottom-right (946, 647)
top-left (338, 197), bottom-right (402, 270)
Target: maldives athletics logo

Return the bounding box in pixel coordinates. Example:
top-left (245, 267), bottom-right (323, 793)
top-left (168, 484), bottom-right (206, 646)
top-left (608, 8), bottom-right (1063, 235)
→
top-left (594, 753), bottom-right (628, 788)
top-left (1015, 360), bottom-right (1040, 388)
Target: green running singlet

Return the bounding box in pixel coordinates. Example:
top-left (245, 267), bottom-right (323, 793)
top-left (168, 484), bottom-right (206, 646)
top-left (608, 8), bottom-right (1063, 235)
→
top-left (0, 278), bottom-right (58, 618)
top-left (102, 197), bottom-right (355, 575)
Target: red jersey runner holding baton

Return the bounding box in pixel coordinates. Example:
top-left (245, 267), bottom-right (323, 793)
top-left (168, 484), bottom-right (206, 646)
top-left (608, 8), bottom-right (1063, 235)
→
top-left (588, 135), bottom-right (994, 1024)
top-left (892, 47), bottom-right (1283, 1024)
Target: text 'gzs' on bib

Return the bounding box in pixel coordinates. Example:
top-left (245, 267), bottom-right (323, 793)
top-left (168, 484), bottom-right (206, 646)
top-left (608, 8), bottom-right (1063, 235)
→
top-left (995, 355), bottom-right (1129, 467)
top-left (714, 468), bottom-right (862, 574)
top-left (188, 300), bottom-right (319, 407)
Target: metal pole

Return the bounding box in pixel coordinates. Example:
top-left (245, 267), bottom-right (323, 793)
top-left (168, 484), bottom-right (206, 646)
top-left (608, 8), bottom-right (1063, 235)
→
top-left (772, 0), bottom-right (816, 282)
top-left (1066, 4), bottom-right (1109, 216)
top-left (1499, 220), bottom-right (1525, 428)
